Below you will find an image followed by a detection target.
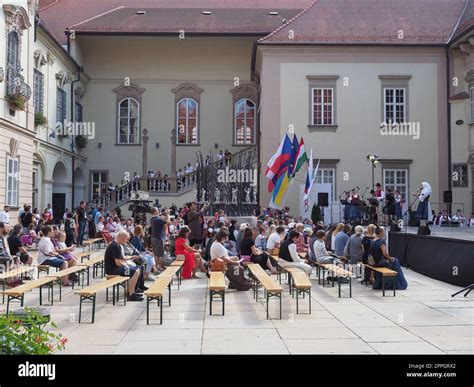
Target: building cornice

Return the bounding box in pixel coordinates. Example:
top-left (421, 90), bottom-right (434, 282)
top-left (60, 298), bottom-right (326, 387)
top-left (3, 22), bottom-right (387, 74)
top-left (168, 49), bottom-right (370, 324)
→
top-left (34, 138), bottom-right (87, 162)
top-left (0, 118), bottom-right (36, 138)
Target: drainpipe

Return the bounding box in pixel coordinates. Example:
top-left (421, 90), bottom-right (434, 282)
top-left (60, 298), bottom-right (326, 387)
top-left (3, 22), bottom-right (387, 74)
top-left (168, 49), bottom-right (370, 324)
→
top-left (446, 47), bottom-right (452, 215)
top-left (66, 29), bottom-right (83, 208)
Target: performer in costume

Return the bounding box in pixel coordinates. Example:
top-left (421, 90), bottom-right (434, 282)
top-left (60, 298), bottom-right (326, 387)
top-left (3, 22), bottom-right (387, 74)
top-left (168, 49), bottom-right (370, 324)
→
top-left (394, 190), bottom-right (403, 220)
top-left (347, 188), bottom-right (362, 223)
top-left (415, 182), bottom-right (432, 226)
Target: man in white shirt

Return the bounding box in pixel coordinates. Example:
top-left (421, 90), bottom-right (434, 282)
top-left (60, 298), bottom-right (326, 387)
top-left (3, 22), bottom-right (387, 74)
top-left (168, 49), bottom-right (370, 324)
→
top-left (266, 226), bottom-right (285, 251)
top-left (0, 206), bottom-right (10, 225)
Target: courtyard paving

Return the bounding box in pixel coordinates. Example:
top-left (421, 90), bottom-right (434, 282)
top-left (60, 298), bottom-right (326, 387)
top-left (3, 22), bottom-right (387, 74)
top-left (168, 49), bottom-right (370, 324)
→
top-left (5, 251), bottom-right (473, 355)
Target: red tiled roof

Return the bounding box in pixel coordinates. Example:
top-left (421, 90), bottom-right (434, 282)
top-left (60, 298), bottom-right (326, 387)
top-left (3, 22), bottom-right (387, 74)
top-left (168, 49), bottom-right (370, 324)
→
top-left (259, 0), bottom-right (466, 46)
top-left (39, 0), bottom-right (311, 43)
top-left (69, 8), bottom-right (301, 35)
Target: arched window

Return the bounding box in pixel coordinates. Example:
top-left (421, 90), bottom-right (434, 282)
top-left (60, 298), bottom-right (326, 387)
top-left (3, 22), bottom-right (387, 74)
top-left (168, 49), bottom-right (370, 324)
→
top-left (234, 98), bottom-right (256, 145)
top-left (7, 31), bottom-right (19, 70)
top-left (118, 98), bottom-right (140, 144)
top-left (177, 98), bottom-right (198, 144)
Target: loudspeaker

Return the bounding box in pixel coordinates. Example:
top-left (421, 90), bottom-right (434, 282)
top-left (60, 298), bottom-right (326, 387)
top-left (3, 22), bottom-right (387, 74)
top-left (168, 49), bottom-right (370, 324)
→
top-left (417, 225), bottom-right (431, 236)
top-left (317, 192), bottom-right (329, 207)
top-left (443, 190), bottom-right (453, 204)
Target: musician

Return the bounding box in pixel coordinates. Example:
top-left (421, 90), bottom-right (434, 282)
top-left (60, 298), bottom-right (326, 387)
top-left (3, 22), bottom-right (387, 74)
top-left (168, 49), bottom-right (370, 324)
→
top-left (415, 182), bottom-right (432, 226)
top-left (347, 188), bottom-right (362, 222)
top-left (374, 183), bottom-right (385, 203)
top-left (394, 189), bottom-right (403, 220)
top-left (439, 209), bottom-right (451, 226)
top-left (383, 188), bottom-right (396, 224)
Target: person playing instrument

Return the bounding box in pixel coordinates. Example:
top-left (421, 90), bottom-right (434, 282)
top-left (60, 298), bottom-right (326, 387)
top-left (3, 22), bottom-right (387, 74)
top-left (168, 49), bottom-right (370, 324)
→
top-left (415, 182), bottom-right (432, 227)
top-left (374, 183), bottom-right (385, 225)
top-left (383, 188), bottom-right (396, 225)
top-left (394, 189), bottom-right (403, 220)
top-left (347, 188), bottom-right (362, 222)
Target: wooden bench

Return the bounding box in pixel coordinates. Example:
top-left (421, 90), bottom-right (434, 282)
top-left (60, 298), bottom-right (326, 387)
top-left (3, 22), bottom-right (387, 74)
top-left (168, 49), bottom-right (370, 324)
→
top-left (291, 271), bottom-right (312, 314)
top-left (209, 272), bottom-right (225, 316)
top-left (75, 276), bottom-right (129, 323)
top-left (46, 265), bottom-right (90, 295)
top-left (37, 265), bottom-right (59, 278)
top-left (75, 251), bottom-right (91, 263)
top-left (2, 277), bottom-right (56, 314)
top-left (83, 238), bottom-right (103, 252)
top-left (144, 276), bottom-right (173, 325)
top-left (170, 260), bottom-right (184, 285)
top-left (0, 266), bottom-right (36, 303)
top-left (284, 267), bottom-right (305, 294)
top-left (247, 263), bottom-right (283, 319)
top-left (77, 255), bottom-right (105, 283)
top-left (363, 264), bottom-right (397, 297)
top-left (323, 264), bottom-right (353, 298)
top-left (160, 266), bottom-right (181, 290)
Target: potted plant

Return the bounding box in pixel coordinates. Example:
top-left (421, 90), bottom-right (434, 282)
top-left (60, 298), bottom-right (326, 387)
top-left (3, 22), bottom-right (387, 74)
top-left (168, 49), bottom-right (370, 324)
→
top-left (75, 134), bottom-right (88, 150)
top-left (6, 94), bottom-right (27, 111)
top-left (0, 308), bottom-right (67, 354)
top-left (34, 112), bottom-right (48, 127)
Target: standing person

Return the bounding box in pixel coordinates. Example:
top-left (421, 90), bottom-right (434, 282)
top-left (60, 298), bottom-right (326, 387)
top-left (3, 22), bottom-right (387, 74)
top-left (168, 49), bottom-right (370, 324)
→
top-left (368, 226), bottom-right (408, 290)
top-left (187, 202), bottom-right (205, 247)
top-left (20, 205), bottom-right (33, 234)
top-left (277, 230), bottom-right (312, 275)
top-left (64, 212), bottom-right (77, 247)
top-left (74, 201), bottom-right (87, 247)
top-left (394, 190), bottom-right (403, 221)
top-left (32, 208), bottom-right (41, 226)
top-left (46, 203), bottom-right (54, 222)
top-left (104, 229), bottom-right (144, 301)
top-left (37, 226), bottom-right (72, 286)
top-left (415, 182), bottom-right (432, 226)
top-left (150, 207), bottom-right (169, 271)
top-left (210, 230), bottom-right (253, 291)
top-left (175, 226), bottom-right (206, 279)
top-left (0, 206), bottom-right (10, 225)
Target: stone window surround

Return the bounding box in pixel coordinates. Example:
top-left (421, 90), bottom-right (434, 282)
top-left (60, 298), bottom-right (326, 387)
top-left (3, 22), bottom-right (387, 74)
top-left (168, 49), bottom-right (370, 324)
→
top-left (113, 83), bottom-right (145, 146)
top-left (230, 83), bottom-right (258, 146)
top-left (172, 83), bottom-right (203, 146)
top-left (379, 75), bottom-right (411, 124)
top-left (307, 75), bottom-right (339, 132)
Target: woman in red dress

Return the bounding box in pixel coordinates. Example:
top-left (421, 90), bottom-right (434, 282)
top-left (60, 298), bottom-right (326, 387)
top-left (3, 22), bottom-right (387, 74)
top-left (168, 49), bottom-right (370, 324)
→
top-left (175, 226), bottom-right (206, 279)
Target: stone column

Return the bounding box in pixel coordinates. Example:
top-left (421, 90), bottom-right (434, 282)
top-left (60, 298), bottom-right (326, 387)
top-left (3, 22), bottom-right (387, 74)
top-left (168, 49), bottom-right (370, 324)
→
top-left (171, 128), bottom-right (177, 175)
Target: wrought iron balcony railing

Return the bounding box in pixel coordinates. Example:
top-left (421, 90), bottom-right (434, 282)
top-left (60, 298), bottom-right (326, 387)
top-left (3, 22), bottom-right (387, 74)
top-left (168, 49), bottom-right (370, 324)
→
top-left (6, 65), bottom-right (31, 100)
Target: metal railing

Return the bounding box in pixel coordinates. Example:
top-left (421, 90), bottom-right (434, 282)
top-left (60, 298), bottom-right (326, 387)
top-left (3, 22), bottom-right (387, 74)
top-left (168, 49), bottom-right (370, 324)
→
top-left (6, 65), bottom-right (31, 100)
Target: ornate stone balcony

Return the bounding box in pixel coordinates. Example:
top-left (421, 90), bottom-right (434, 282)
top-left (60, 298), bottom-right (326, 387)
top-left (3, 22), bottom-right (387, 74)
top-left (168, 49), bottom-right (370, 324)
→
top-left (6, 65), bottom-right (31, 101)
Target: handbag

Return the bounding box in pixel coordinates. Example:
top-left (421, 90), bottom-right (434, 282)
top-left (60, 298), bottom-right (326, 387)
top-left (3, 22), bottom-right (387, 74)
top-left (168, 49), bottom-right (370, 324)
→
top-left (210, 258), bottom-right (227, 272)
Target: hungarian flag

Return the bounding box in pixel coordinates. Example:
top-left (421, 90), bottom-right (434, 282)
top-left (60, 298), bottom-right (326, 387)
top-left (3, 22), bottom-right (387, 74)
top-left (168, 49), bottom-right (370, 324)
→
top-left (291, 137), bottom-right (308, 177)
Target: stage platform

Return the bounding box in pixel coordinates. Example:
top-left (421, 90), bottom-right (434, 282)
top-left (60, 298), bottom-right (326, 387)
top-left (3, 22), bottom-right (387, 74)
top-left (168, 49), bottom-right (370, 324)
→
top-left (388, 228), bottom-right (474, 287)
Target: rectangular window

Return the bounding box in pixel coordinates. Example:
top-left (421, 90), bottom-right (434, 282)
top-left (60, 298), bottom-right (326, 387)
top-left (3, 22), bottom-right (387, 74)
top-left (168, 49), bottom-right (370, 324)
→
top-left (470, 87), bottom-right (474, 124)
top-left (90, 172), bottom-right (108, 200)
top-left (312, 88), bottom-right (333, 125)
top-left (33, 70), bottom-right (44, 114)
top-left (75, 103), bottom-right (83, 123)
top-left (56, 88), bottom-right (67, 123)
top-left (383, 169), bottom-right (408, 202)
top-left (6, 156), bottom-right (19, 207)
top-left (384, 88), bottom-right (406, 124)
top-left (453, 164), bottom-right (468, 187)
top-left (315, 168), bottom-right (335, 203)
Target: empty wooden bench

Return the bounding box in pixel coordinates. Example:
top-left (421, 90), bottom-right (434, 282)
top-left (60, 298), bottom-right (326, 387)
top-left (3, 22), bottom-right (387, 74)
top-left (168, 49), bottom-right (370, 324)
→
top-left (46, 265), bottom-right (90, 296)
top-left (363, 265), bottom-right (397, 297)
top-left (2, 277), bottom-right (56, 314)
top-left (160, 266), bottom-right (181, 290)
top-left (144, 276), bottom-right (173, 325)
top-left (37, 265), bottom-right (59, 278)
top-left (247, 263), bottom-right (283, 319)
top-left (0, 266), bottom-right (36, 303)
top-left (209, 271), bottom-right (225, 316)
top-left (77, 255), bottom-right (105, 283)
top-left (170, 260), bottom-right (184, 285)
top-left (291, 271), bottom-right (312, 314)
top-left (75, 251), bottom-right (91, 263)
top-left (323, 264), bottom-right (353, 298)
top-left (75, 276), bottom-right (129, 323)
top-left (83, 238), bottom-right (103, 252)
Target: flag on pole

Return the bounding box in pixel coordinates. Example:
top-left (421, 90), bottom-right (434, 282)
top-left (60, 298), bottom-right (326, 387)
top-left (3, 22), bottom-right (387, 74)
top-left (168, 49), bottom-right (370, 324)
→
top-left (303, 148), bottom-right (314, 201)
top-left (287, 135), bottom-right (299, 177)
top-left (266, 135), bottom-right (292, 192)
top-left (291, 138), bottom-right (308, 177)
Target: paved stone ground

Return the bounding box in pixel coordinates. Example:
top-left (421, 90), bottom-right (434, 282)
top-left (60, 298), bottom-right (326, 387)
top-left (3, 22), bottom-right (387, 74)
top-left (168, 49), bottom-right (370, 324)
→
top-left (4, 251), bottom-right (472, 354)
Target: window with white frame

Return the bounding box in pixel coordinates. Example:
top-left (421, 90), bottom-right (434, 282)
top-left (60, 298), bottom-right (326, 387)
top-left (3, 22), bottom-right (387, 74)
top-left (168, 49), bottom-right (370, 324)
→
top-left (118, 98), bottom-right (140, 144)
top-left (33, 70), bottom-right (44, 114)
top-left (470, 87), bottom-right (474, 124)
top-left (383, 169), bottom-right (408, 202)
top-left (6, 156), bottom-right (19, 207)
top-left (315, 168), bottom-right (335, 202)
top-left (384, 88), bottom-right (406, 124)
top-left (91, 172), bottom-right (108, 200)
top-left (312, 88), bottom-right (334, 125)
top-left (177, 98), bottom-right (198, 144)
top-left (56, 88), bottom-right (66, 123)
top-left (235, 98), bottom-right (256, 144)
